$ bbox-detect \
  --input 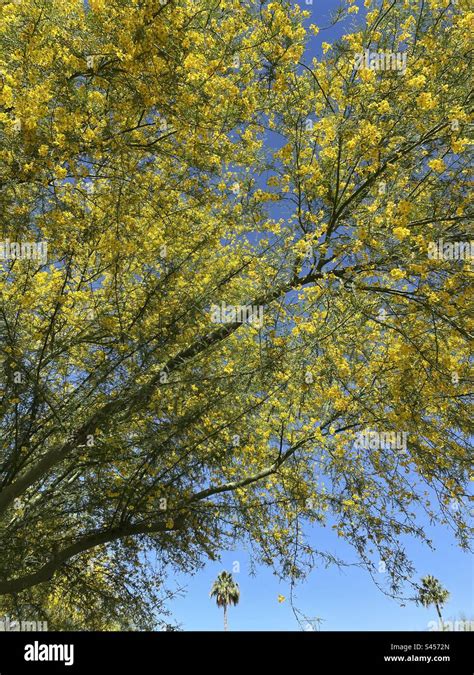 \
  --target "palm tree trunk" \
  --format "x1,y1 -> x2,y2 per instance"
435,603 -> 444,629
223,605 -> 228,632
